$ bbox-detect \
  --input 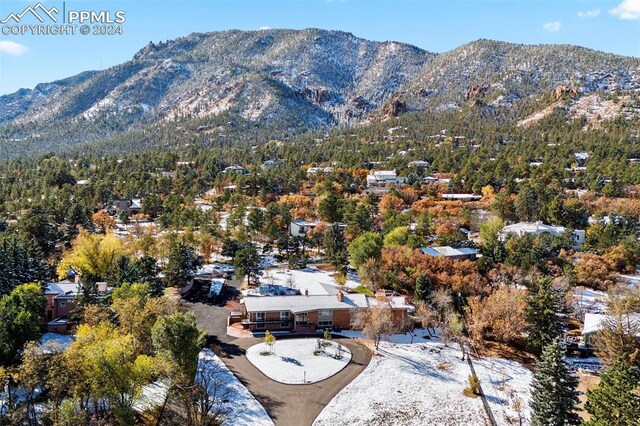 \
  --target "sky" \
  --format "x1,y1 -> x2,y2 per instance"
0,0 -> 639,95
